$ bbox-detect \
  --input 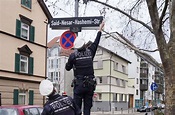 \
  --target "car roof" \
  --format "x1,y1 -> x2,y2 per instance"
0,105 -> 42,109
